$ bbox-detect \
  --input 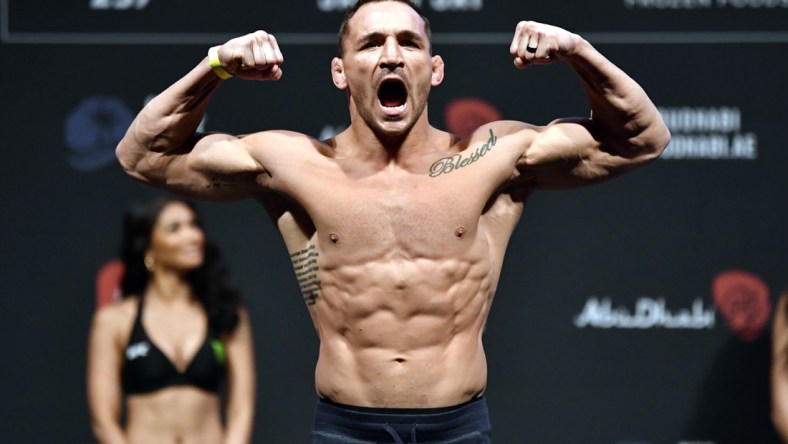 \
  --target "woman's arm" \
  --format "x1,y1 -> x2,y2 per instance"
223,309 -> 257,444
772,292 -> 788,442
87,306 -> 128,444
